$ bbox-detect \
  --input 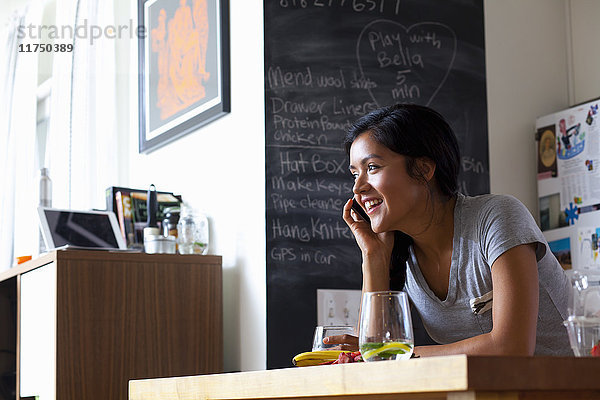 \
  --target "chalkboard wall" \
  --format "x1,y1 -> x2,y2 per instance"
265,0 -> 488,369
